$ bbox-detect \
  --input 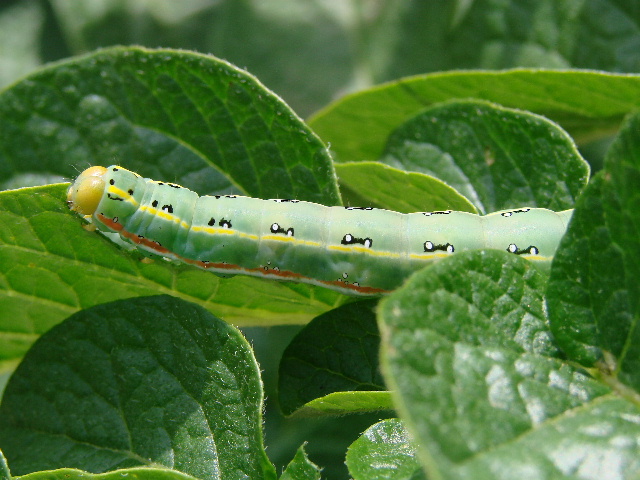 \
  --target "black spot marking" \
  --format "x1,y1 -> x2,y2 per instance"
219,219 -> 232,228
109,179 -> 115,185
128,189 -> 134,195
208,218 -> 216,226
423,241 -> 455,253
107,193 -> 124,201
507,244 -> 539,255
152,200 -> 158,208
345,206 -> 373,211
270,223 -> 295,236
112,167 -> 119,171
273,198 -> 300,203
501,208 -> 531,217
162,204 -> 173,214
168,183 -> 181,189
341,234 -> 373,248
